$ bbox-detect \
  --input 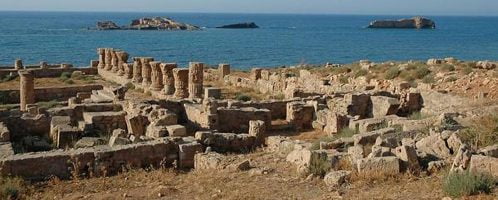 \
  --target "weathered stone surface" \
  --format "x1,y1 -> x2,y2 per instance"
126,114 -> 149,136
447,132 -> 463,153
179,142 -> 203,169
324,170 -> 352,187
251,68 -> 262,80
226,160 -> 252,172
357,157 -> 400,174
367,146 -> 393,158
173,68 -> 189,98
109,129 -> 131,147
249,120 -> 266,146
353,128 -> 396,146
416,134 -> 452,159
188,62 -> 204,99
204,87 -> 222,99
287,102 -> 314,130
368,17 -> 435,29
160,63 -> 177,95
97,48 -> 106,68
450,144 -> 472,173
427,160 -> 446,174
149,61 -> 164,91
195,131 -> 256,152
322,111 -> 350,135
470,155 -> 498,177
476,61 -> 497,70
132,58 -> 142,83
166,125 -> 187,137
194,152 -> 225,170
370,96 -> 400,118
393,145 -> 420,173
265,136 -> 294,153
140,57 -> 154,88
